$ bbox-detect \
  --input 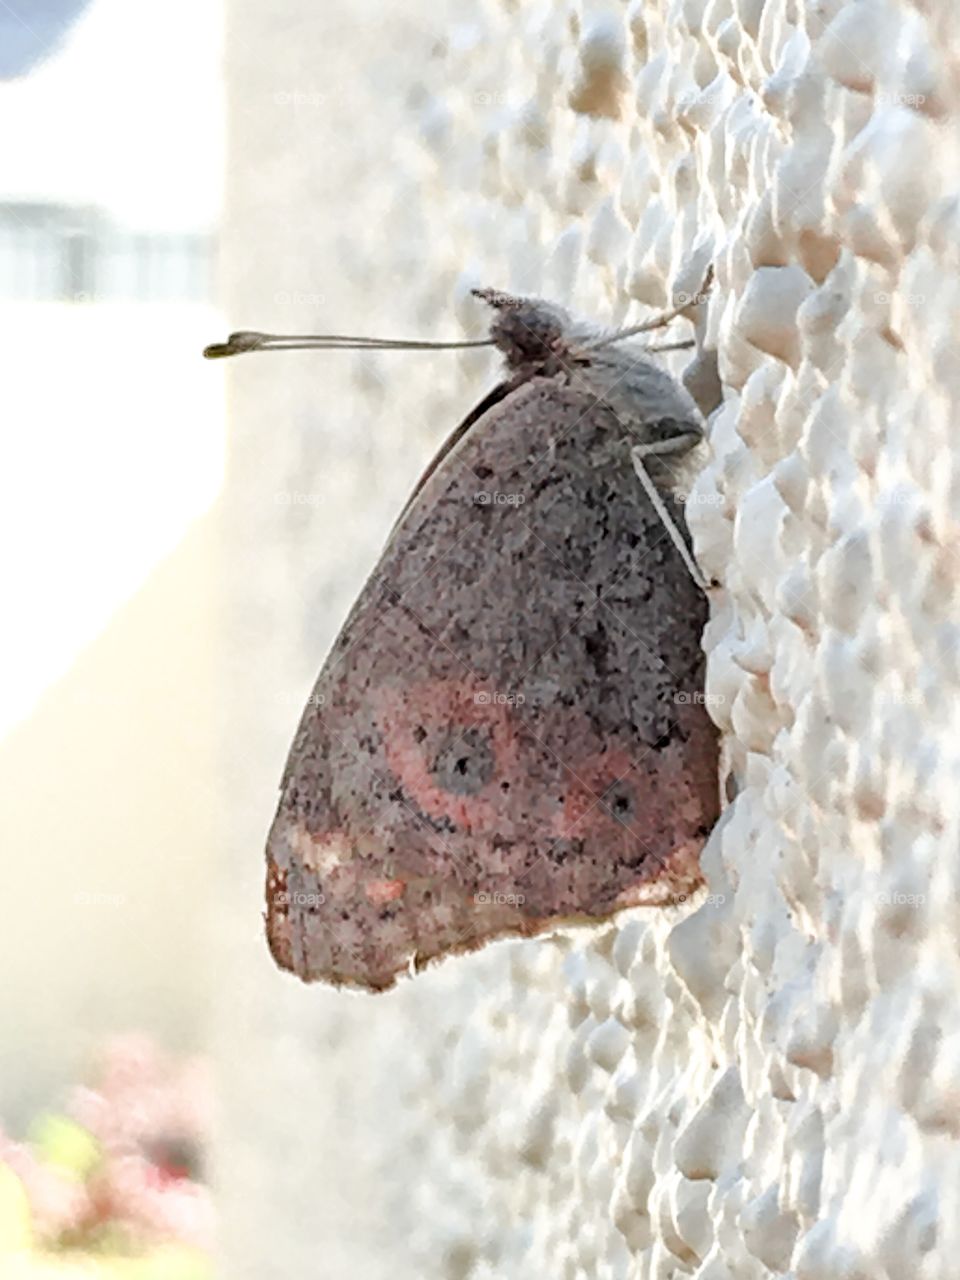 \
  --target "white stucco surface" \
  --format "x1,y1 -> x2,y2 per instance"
217,1 -> 960,1276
